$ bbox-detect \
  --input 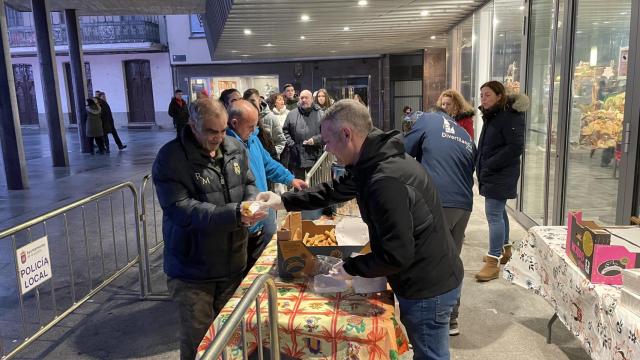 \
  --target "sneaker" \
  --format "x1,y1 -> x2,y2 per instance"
449,322 -> 460,336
